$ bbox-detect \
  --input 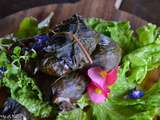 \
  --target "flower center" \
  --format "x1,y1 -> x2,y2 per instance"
95,88 -> 102,94
99,71 -> 108,78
